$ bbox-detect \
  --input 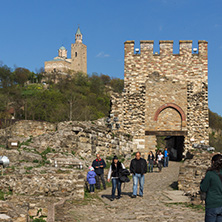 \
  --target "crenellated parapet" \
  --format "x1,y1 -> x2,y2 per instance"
124,40 -> 208,56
